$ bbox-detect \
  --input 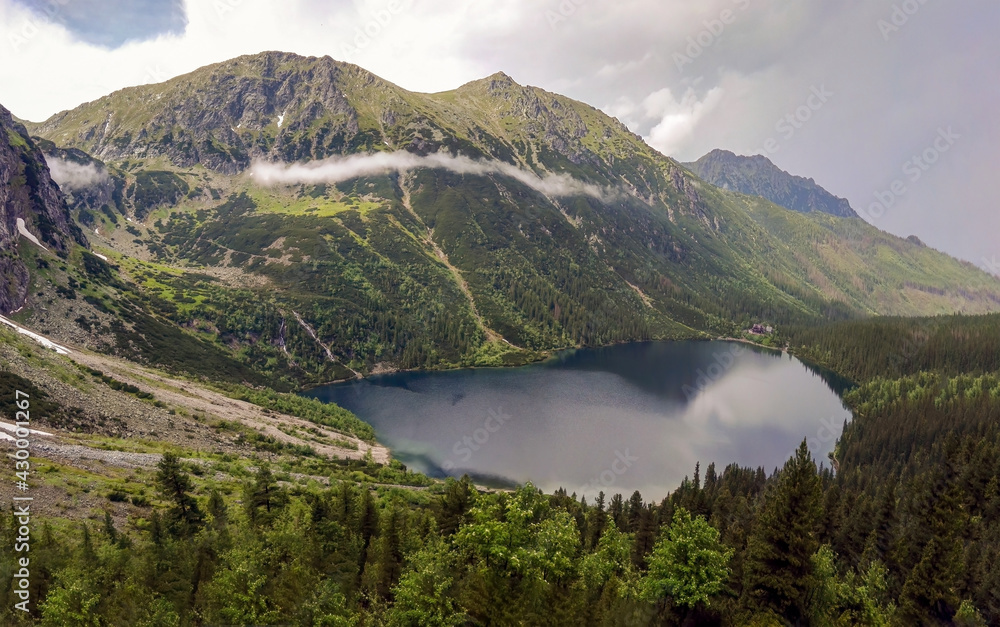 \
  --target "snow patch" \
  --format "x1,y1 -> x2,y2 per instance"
0,315 -> 71,355
94,252 -> 108,261
277,110 -> 286,128
16,218 -> 47,251
0,421 -> 53,438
